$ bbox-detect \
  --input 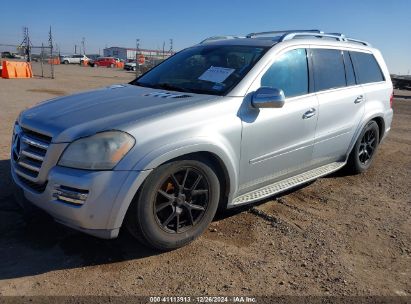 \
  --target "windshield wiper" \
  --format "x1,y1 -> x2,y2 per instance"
153,83 -> 193,93
131,81 -> 153,88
